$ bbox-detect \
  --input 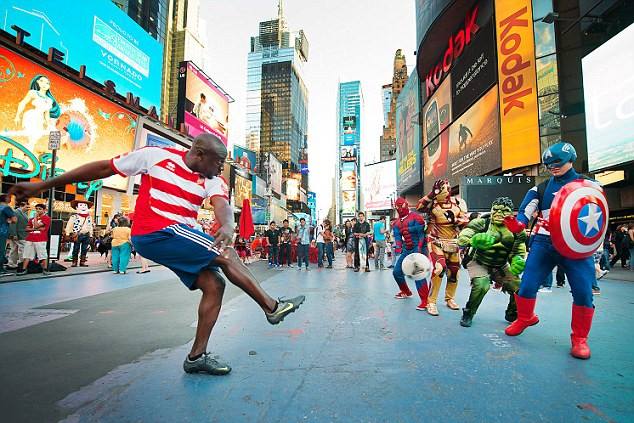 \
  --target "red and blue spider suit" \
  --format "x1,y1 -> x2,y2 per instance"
392,198 -> 430,311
